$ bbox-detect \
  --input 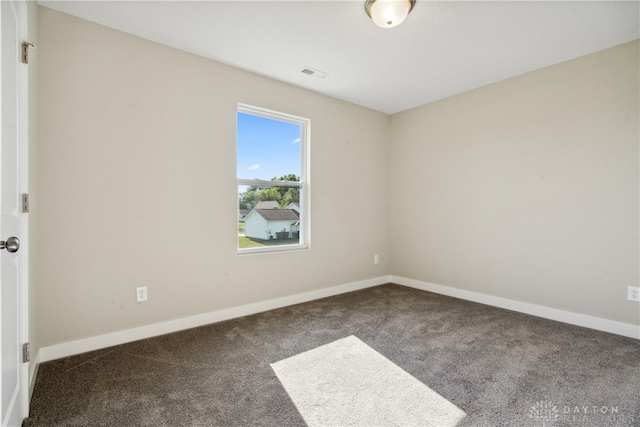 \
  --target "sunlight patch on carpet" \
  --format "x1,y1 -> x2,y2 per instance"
271,335 -> 466,427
